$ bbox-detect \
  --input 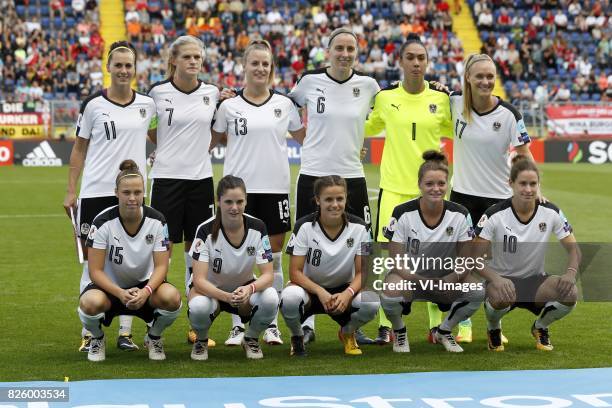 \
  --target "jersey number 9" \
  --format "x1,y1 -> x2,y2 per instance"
212,258 -> 223,273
